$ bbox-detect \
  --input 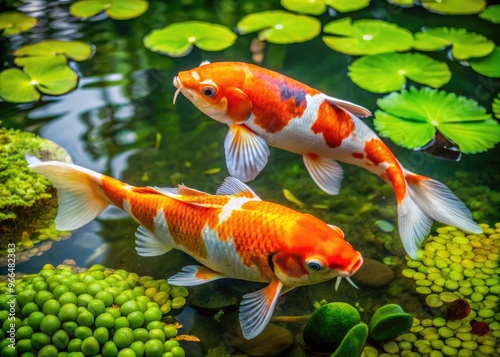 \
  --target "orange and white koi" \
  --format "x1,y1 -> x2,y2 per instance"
173,61 -> 482,259
27,155 -> 363,340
